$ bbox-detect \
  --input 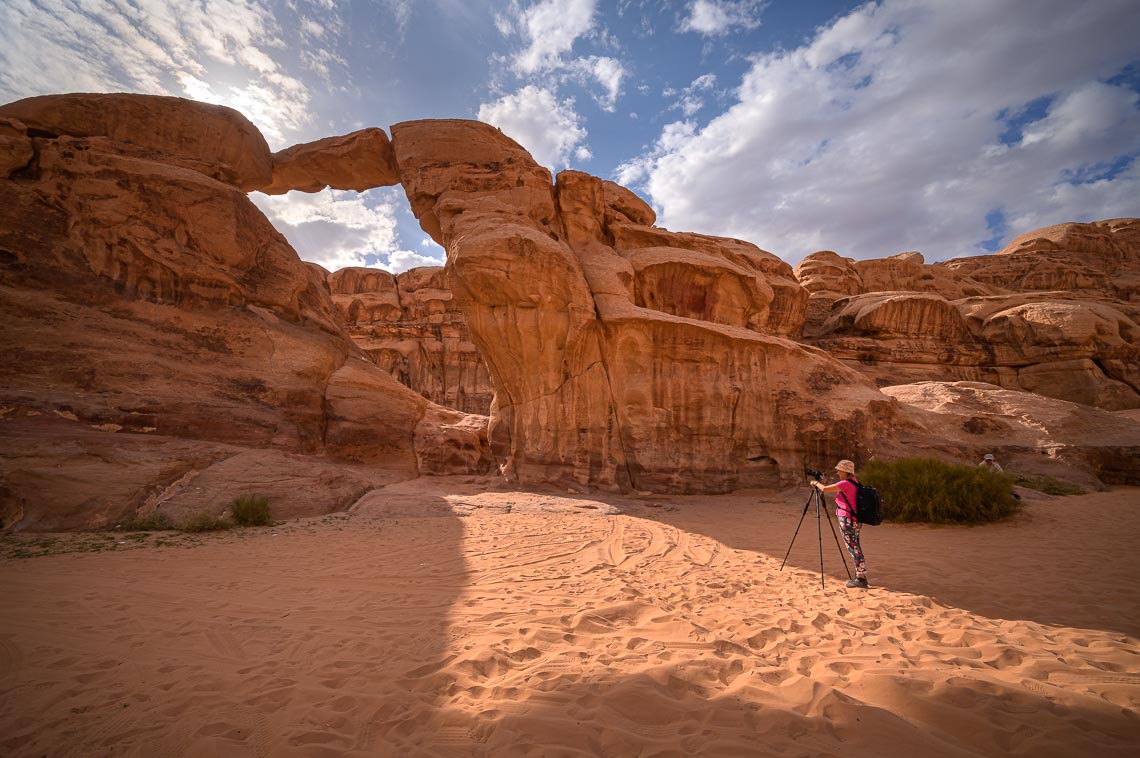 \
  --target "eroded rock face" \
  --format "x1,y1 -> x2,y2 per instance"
0,99 -> 491,531
946,219 -> 1140,305
794,228 -> 1140,410
0,93 -> 273,190
0,117 -> 34,177
3,94 -> 1135,519
390,120 -> 901,492
327,266 -> 494,415
884,381 -> 1140,486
